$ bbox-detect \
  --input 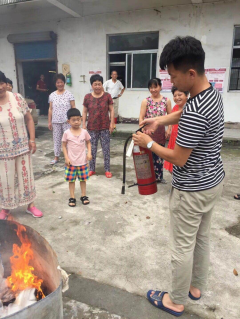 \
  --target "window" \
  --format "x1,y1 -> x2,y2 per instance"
229,26 -> 240,90
108,32 -> 158,89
